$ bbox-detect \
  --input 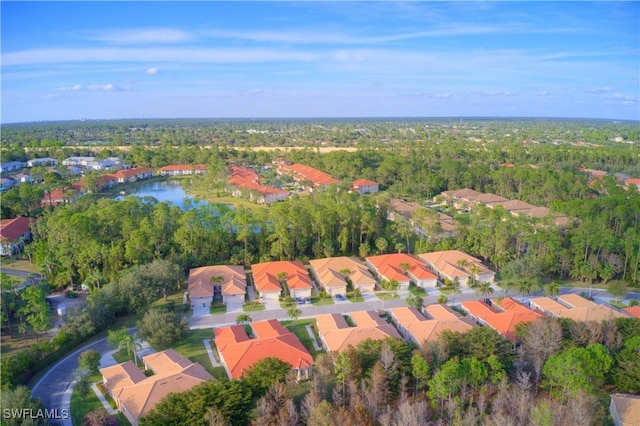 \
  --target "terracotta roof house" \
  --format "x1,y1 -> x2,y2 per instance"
352,179 -> 379,195
309,256 -> 377,296
610,393 -> 640,426
387,198 -> 422,221
187,265 -> 247,309
625,178 -> 640,191
214,319 -> 313,380
157,164 -> 206,176
366,253 -> 437,291
419,250 -> 495,285
111,168 -> 154,184
278,163 -> 341,189
388,305 -> 475,347
227,165 -> 289,204
623,306 -> 640,319
460,298 -> 543,342
0,217 -> 32,256
100,349 -> 213,426
316,310 -> 402,353
251,260 -> 313,300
